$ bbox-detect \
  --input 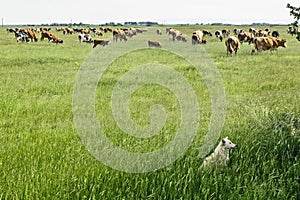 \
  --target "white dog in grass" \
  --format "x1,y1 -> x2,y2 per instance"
202,137 -> 237,167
